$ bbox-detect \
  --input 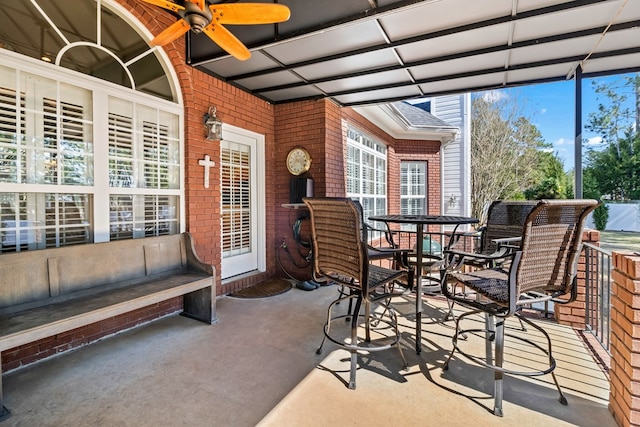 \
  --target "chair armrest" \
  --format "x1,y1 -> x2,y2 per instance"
367,246 -> 410,255
366,245 -> 413,266
491,236 -> 522,252
444,247 -> 516,270
445,229 -> 481,251
493,236 -> 521,244
458,230 -> 482,237
493,236 -> 521,246
365,223 -> 401,248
